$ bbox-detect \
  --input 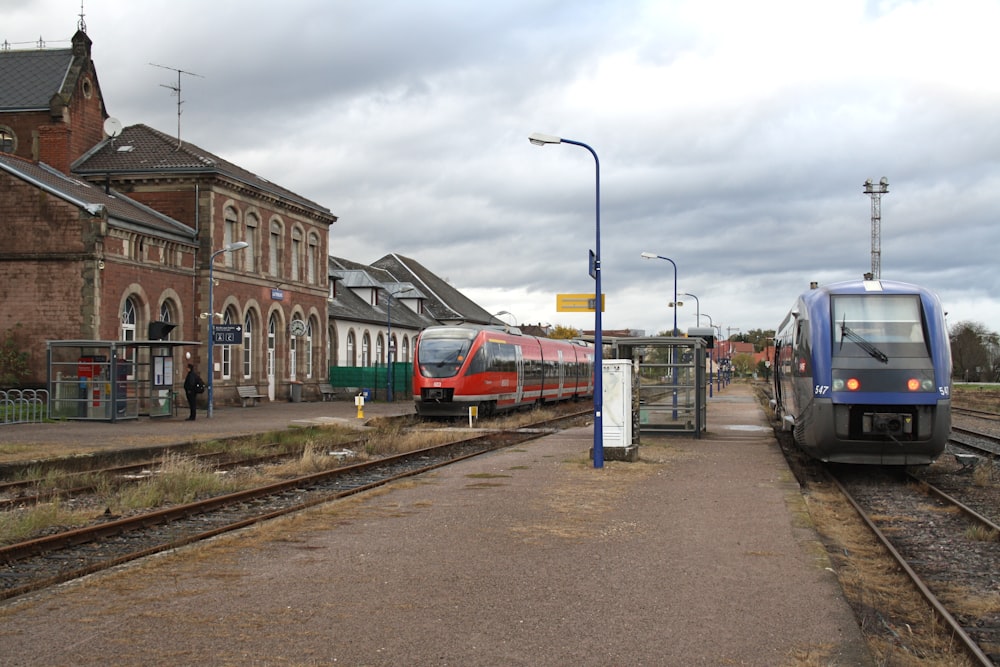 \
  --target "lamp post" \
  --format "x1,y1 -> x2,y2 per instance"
640,252 -> 680,417
529,132 -> 604,469
384,284 -> 416,403
494,310 -> 518,331
700,313 -> 717,397
640,253 -> 678,335
207,241 -> 249,418
386,287 -> 394,403
680,292 -> 699,328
